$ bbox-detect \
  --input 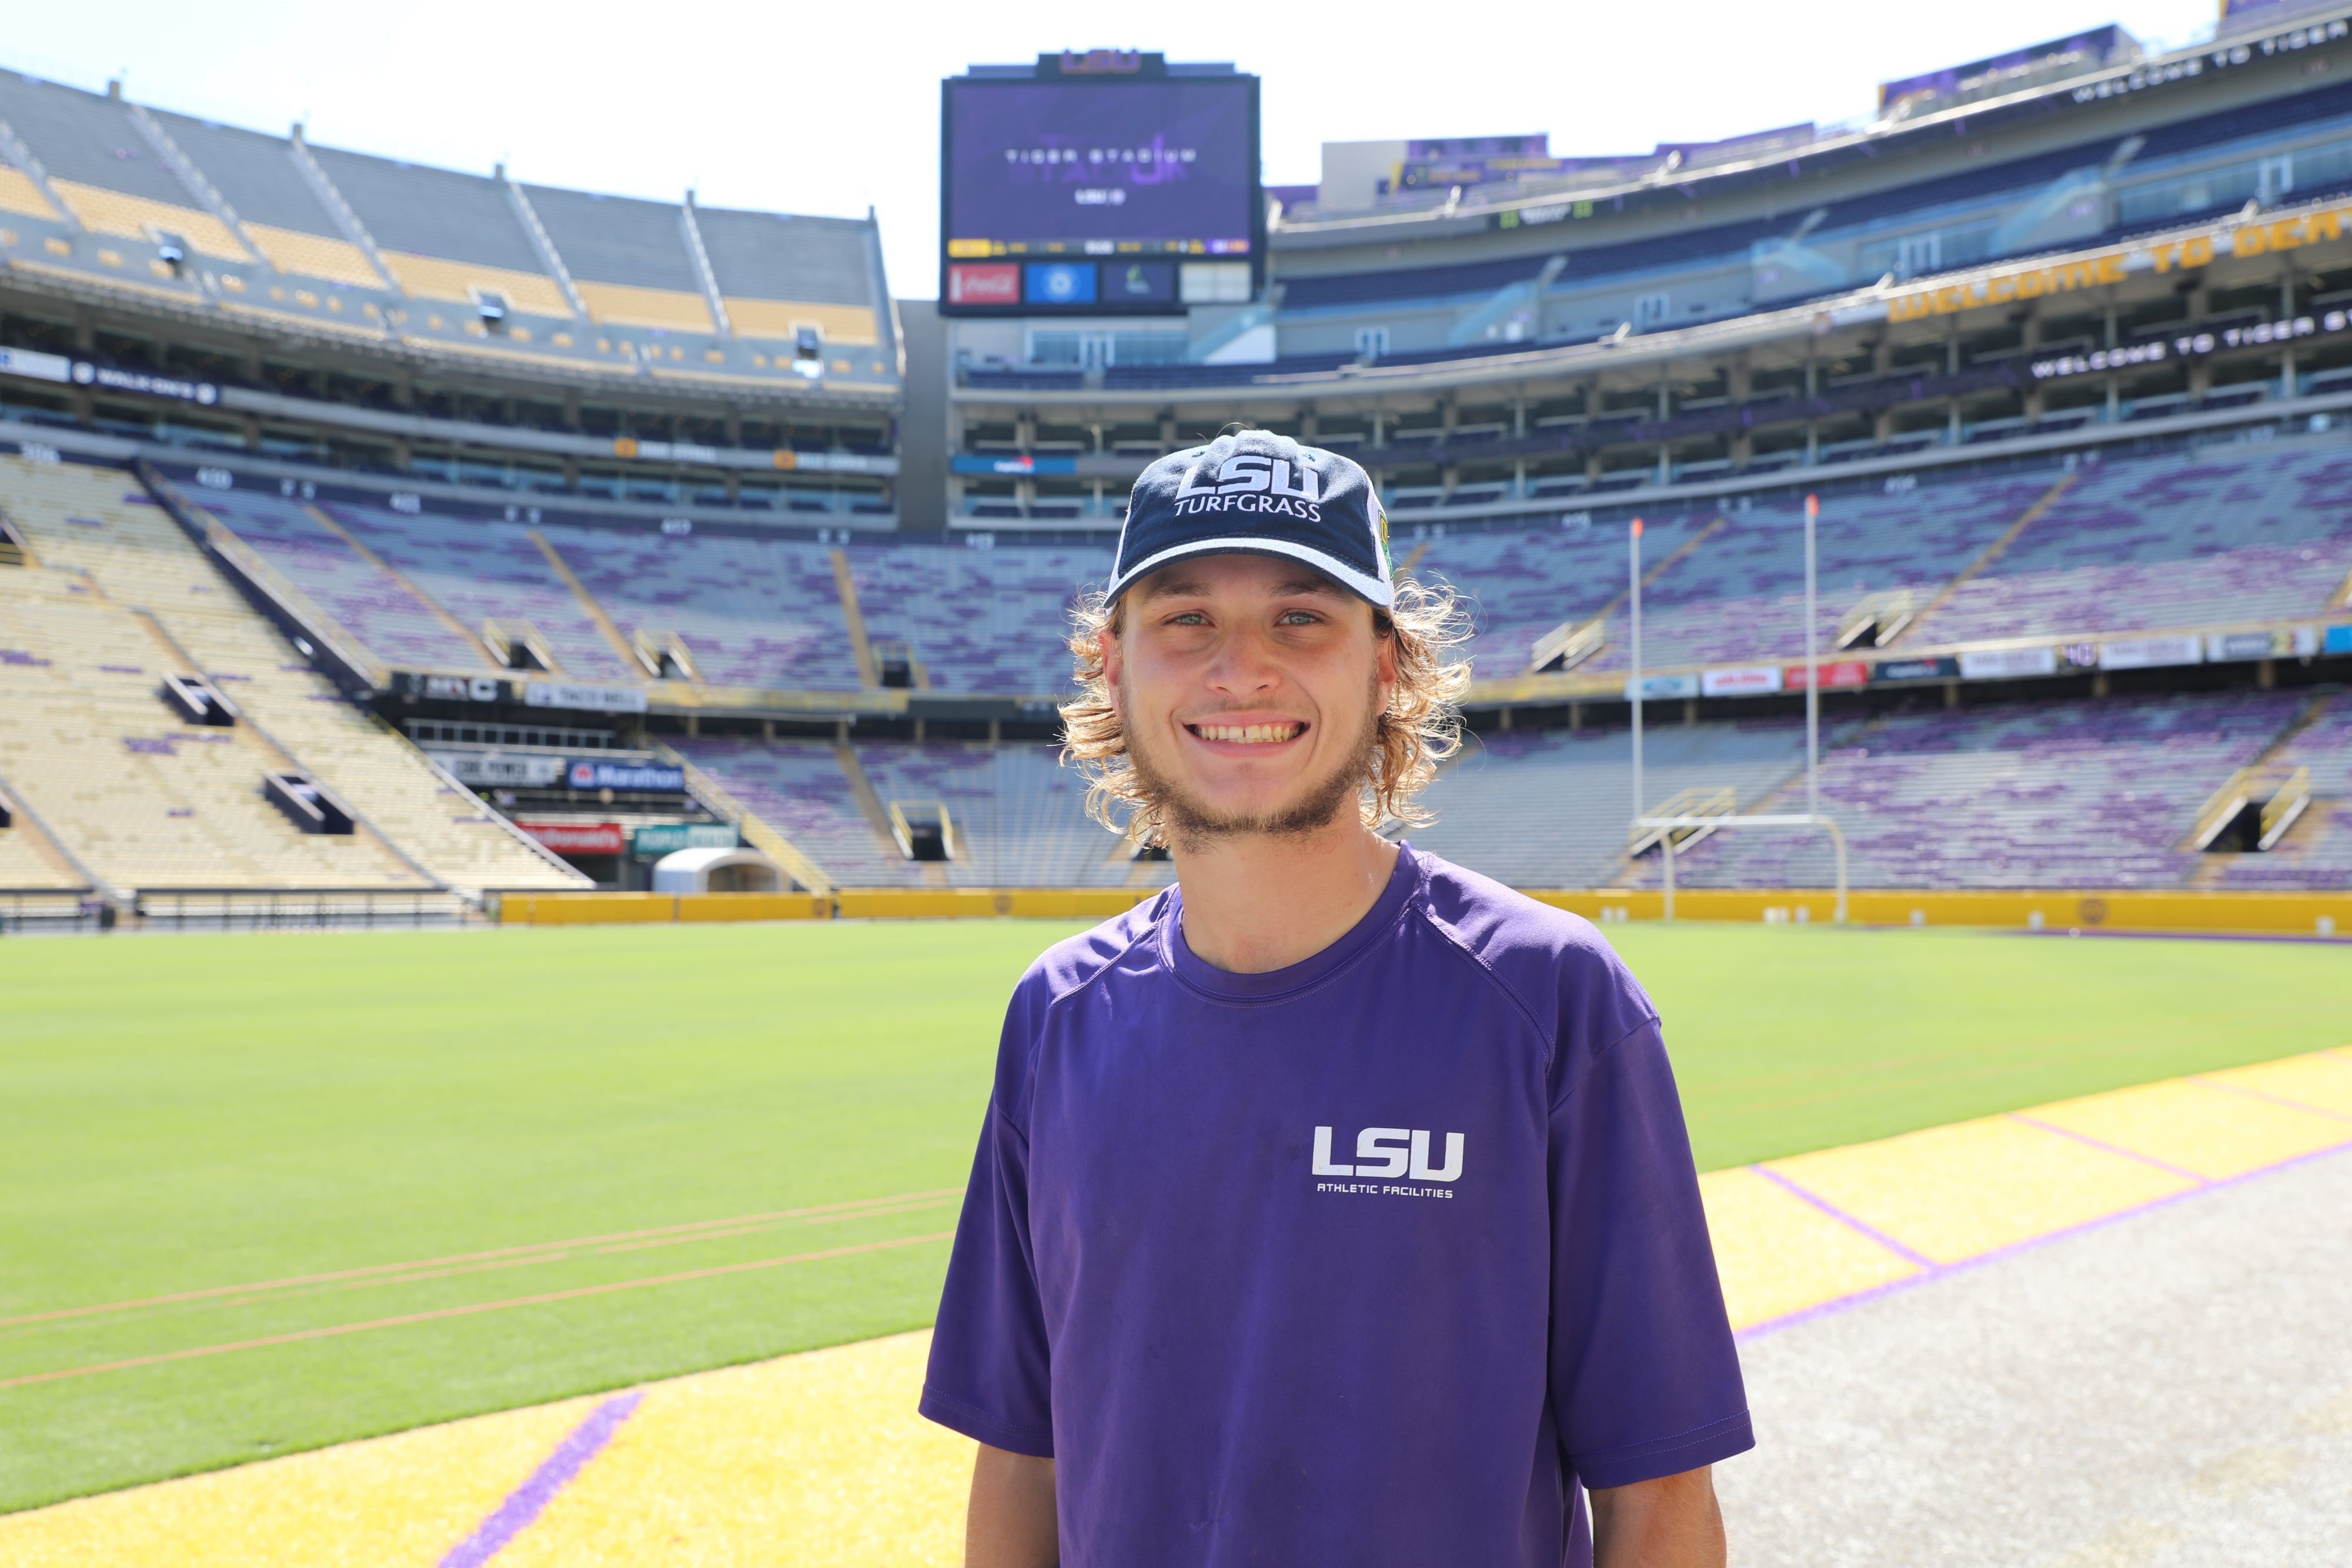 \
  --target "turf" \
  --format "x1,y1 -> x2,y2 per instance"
2,920 -> 2344,1512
